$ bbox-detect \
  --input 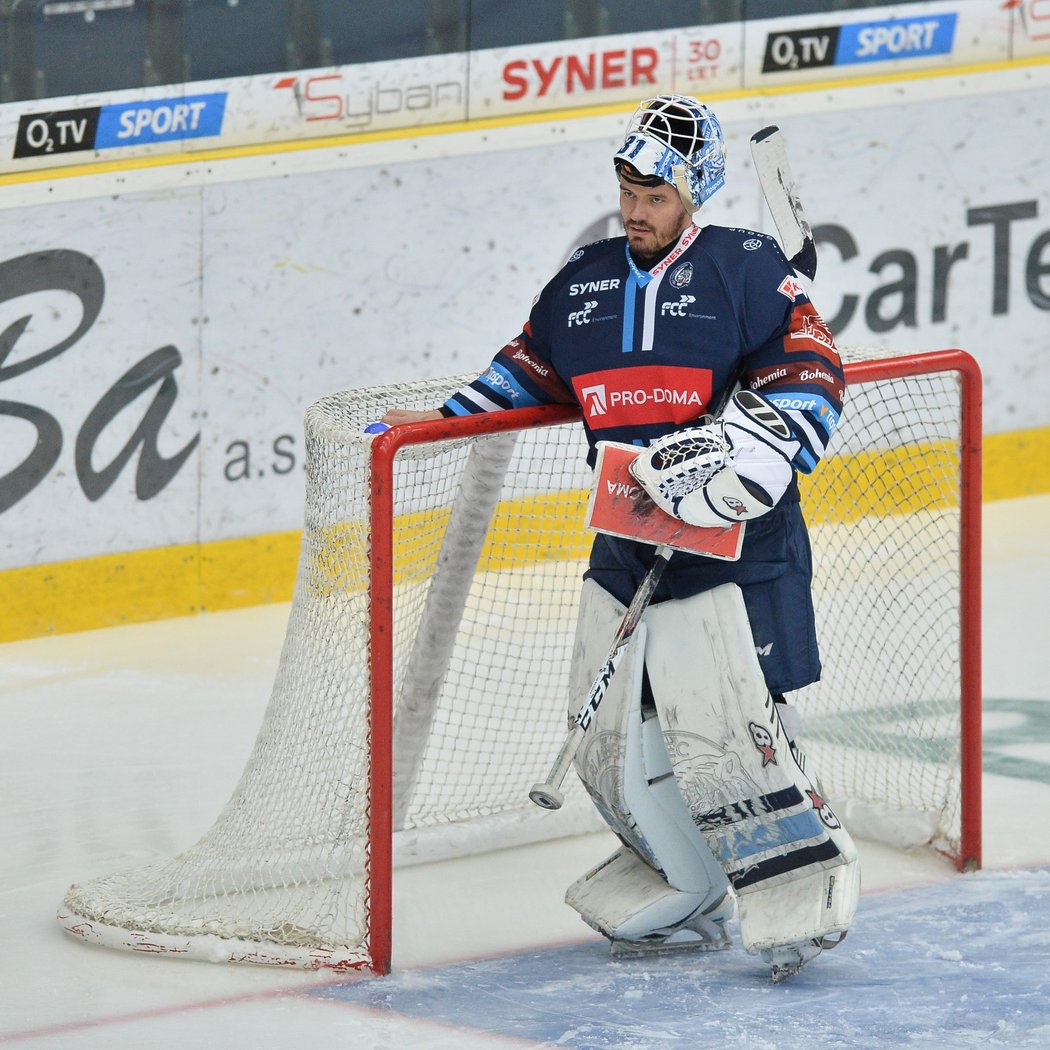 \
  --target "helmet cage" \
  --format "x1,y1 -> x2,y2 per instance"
613,95 -> 727,210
